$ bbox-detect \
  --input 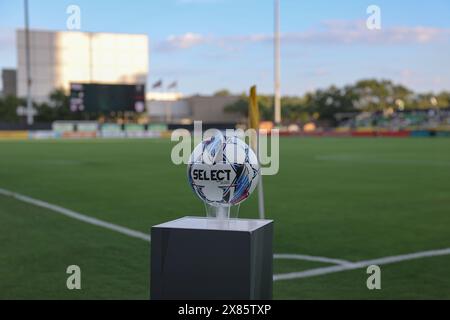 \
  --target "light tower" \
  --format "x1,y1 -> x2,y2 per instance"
24,0 -> 33,125
274,0 -> 281,125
